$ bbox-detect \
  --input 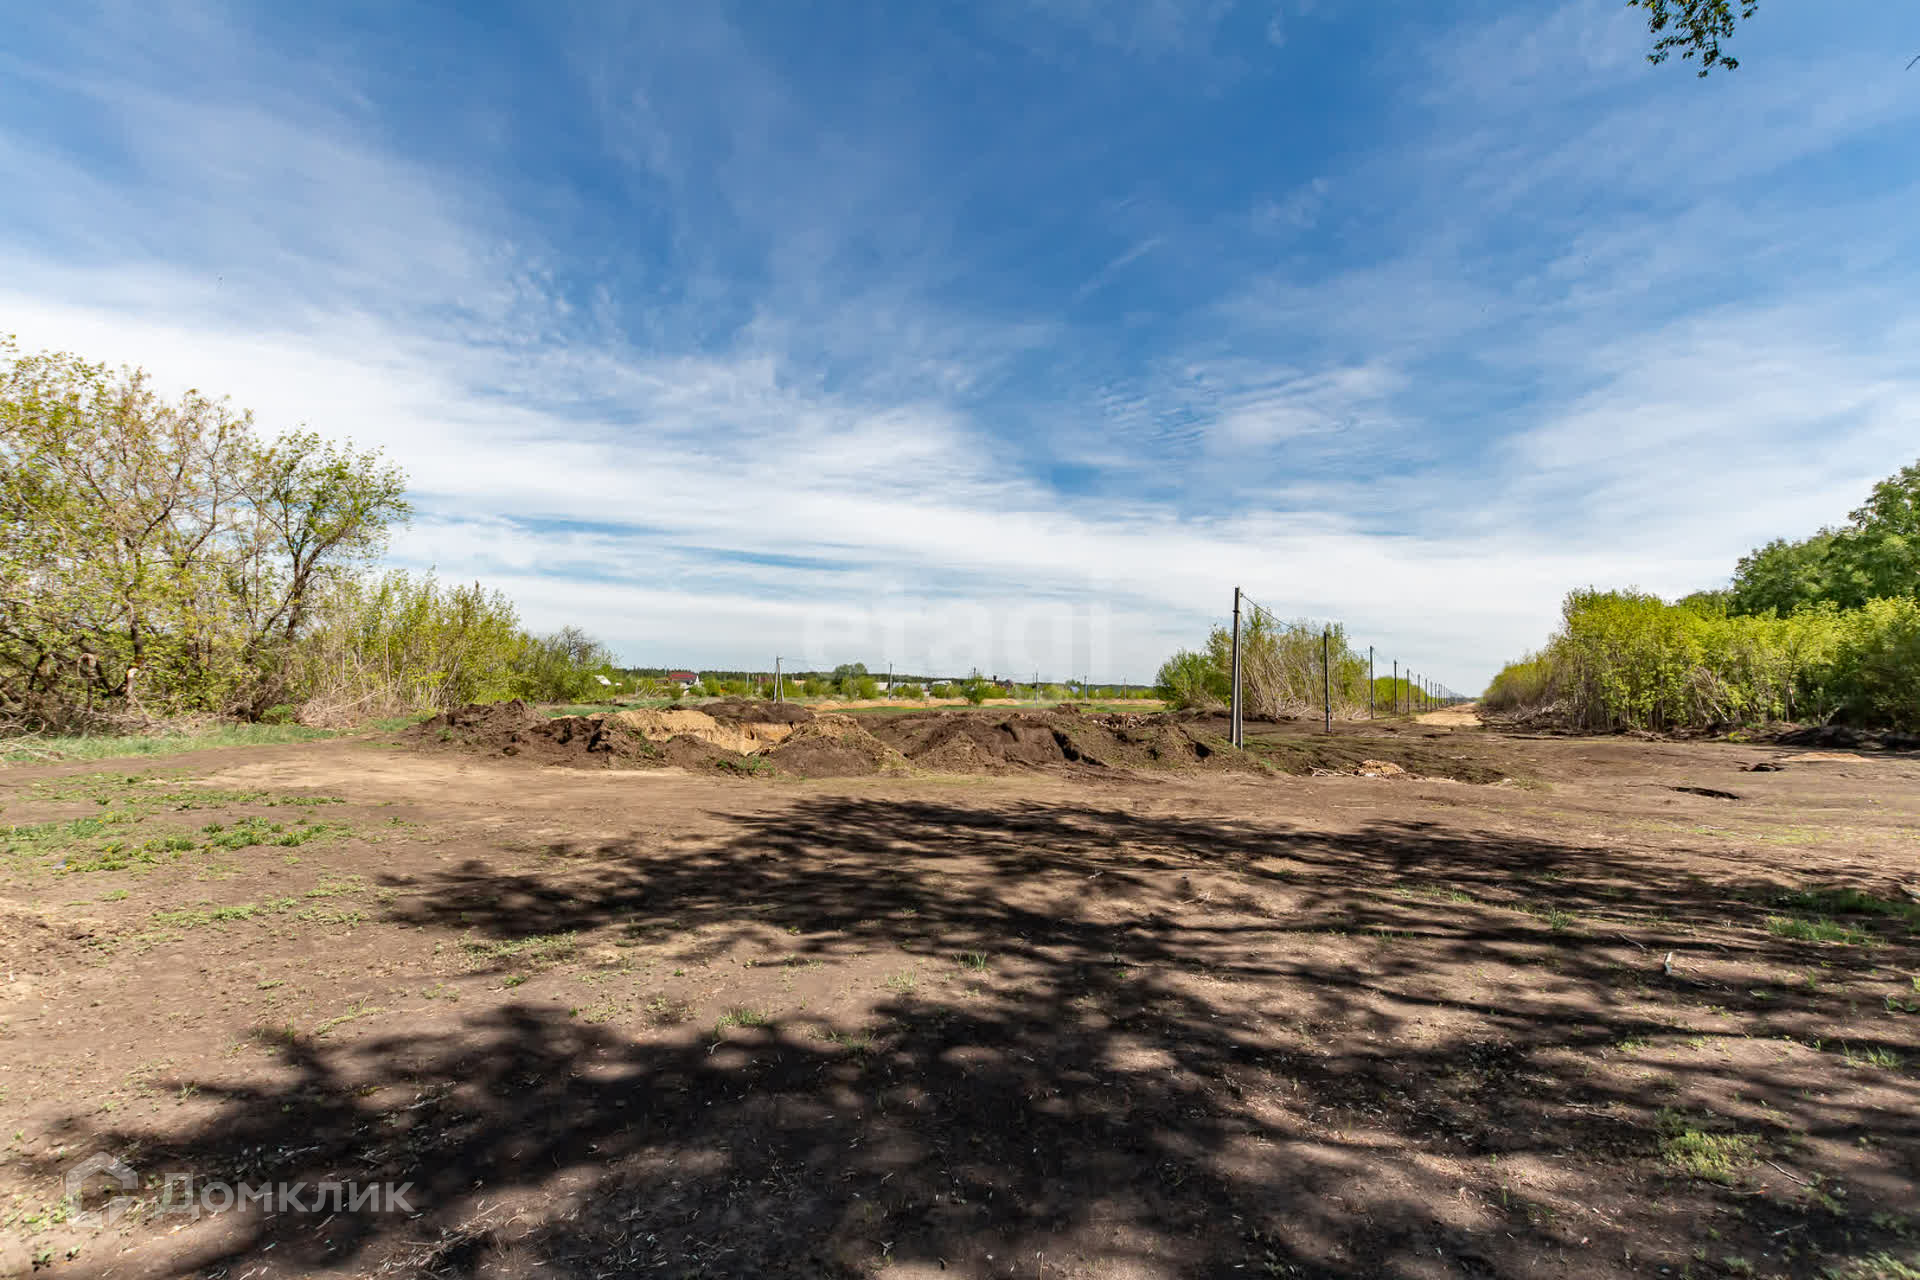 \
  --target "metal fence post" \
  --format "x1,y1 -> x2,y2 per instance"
1322,626 -> 1331,734
1368,645 -> 1374,719
1229,587 -> 1243,749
